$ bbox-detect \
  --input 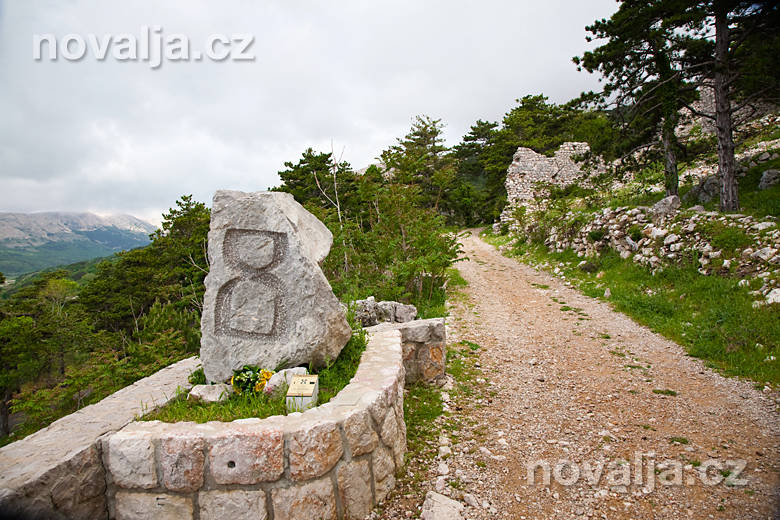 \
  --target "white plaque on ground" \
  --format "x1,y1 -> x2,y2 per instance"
286,375 -> 319,412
